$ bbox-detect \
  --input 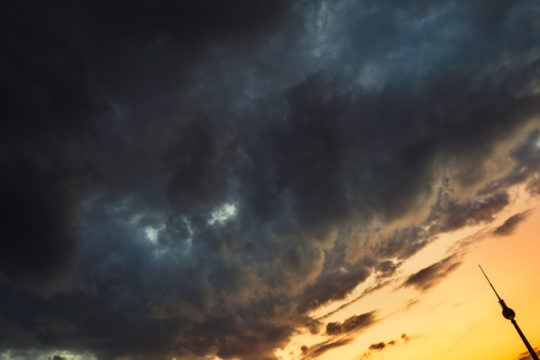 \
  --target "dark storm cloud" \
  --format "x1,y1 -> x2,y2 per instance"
493,210 -> 533,236
375,261 -> 399,277
298,260 -> 372,312
527,176 -> 540,195
401,256 -> 462,292
0,0 -> 290,292
0,9 -> 93,293
1,0 -> 540,359
370,226 -> 429,260
479,130 -> 540,197
427,190 -> 511,234
363,187 -> 513,265
326,311 -> 376,335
